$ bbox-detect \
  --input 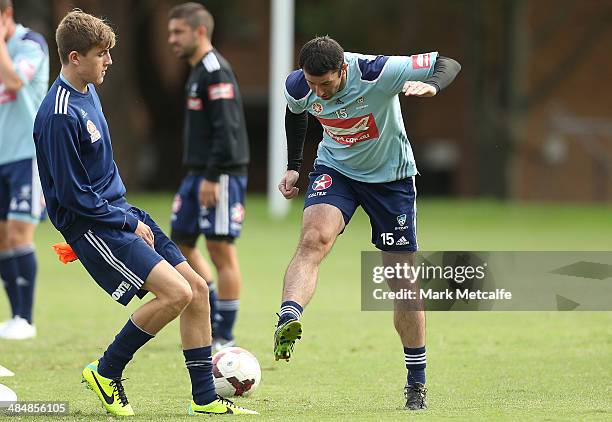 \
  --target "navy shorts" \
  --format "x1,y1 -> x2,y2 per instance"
0,158 -> 45,223
70,206 -> 186,306
304,165 -> 417,252
170,174 -> 246,246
